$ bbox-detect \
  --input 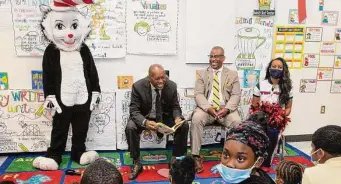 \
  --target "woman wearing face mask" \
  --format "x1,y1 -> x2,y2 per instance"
252,57 -> 293,117
302,125 -> 341,184
212,112 -> 275,184
251,57 -> 293,168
